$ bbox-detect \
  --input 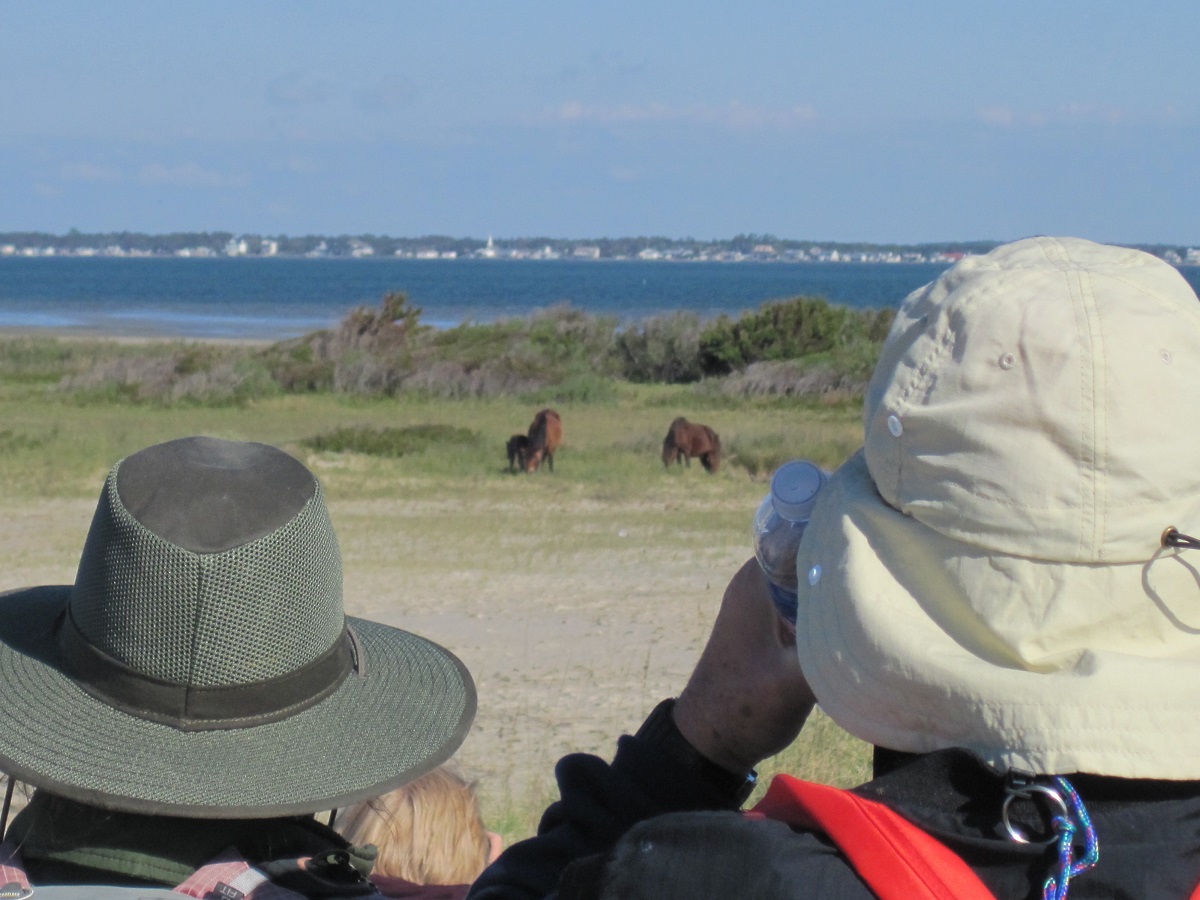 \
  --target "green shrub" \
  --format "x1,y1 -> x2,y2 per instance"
517,304 -> 622,378
698,297 -> 894,376
338,291 -> 427,351
612,312 -> 704,383
431,321 -> 528,370
12,292 -> 895,406
260,340 -> 335,392
55,343 -> 274,407
173,346 -> 219,377
300,424 -> 483,457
